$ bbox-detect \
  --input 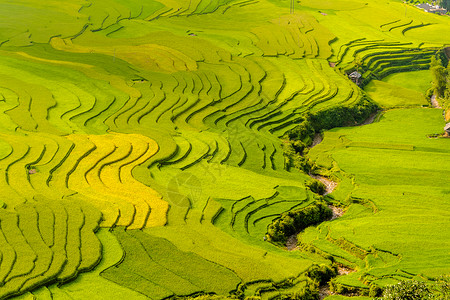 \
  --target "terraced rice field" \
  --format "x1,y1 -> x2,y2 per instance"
0,0 -> 448,299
